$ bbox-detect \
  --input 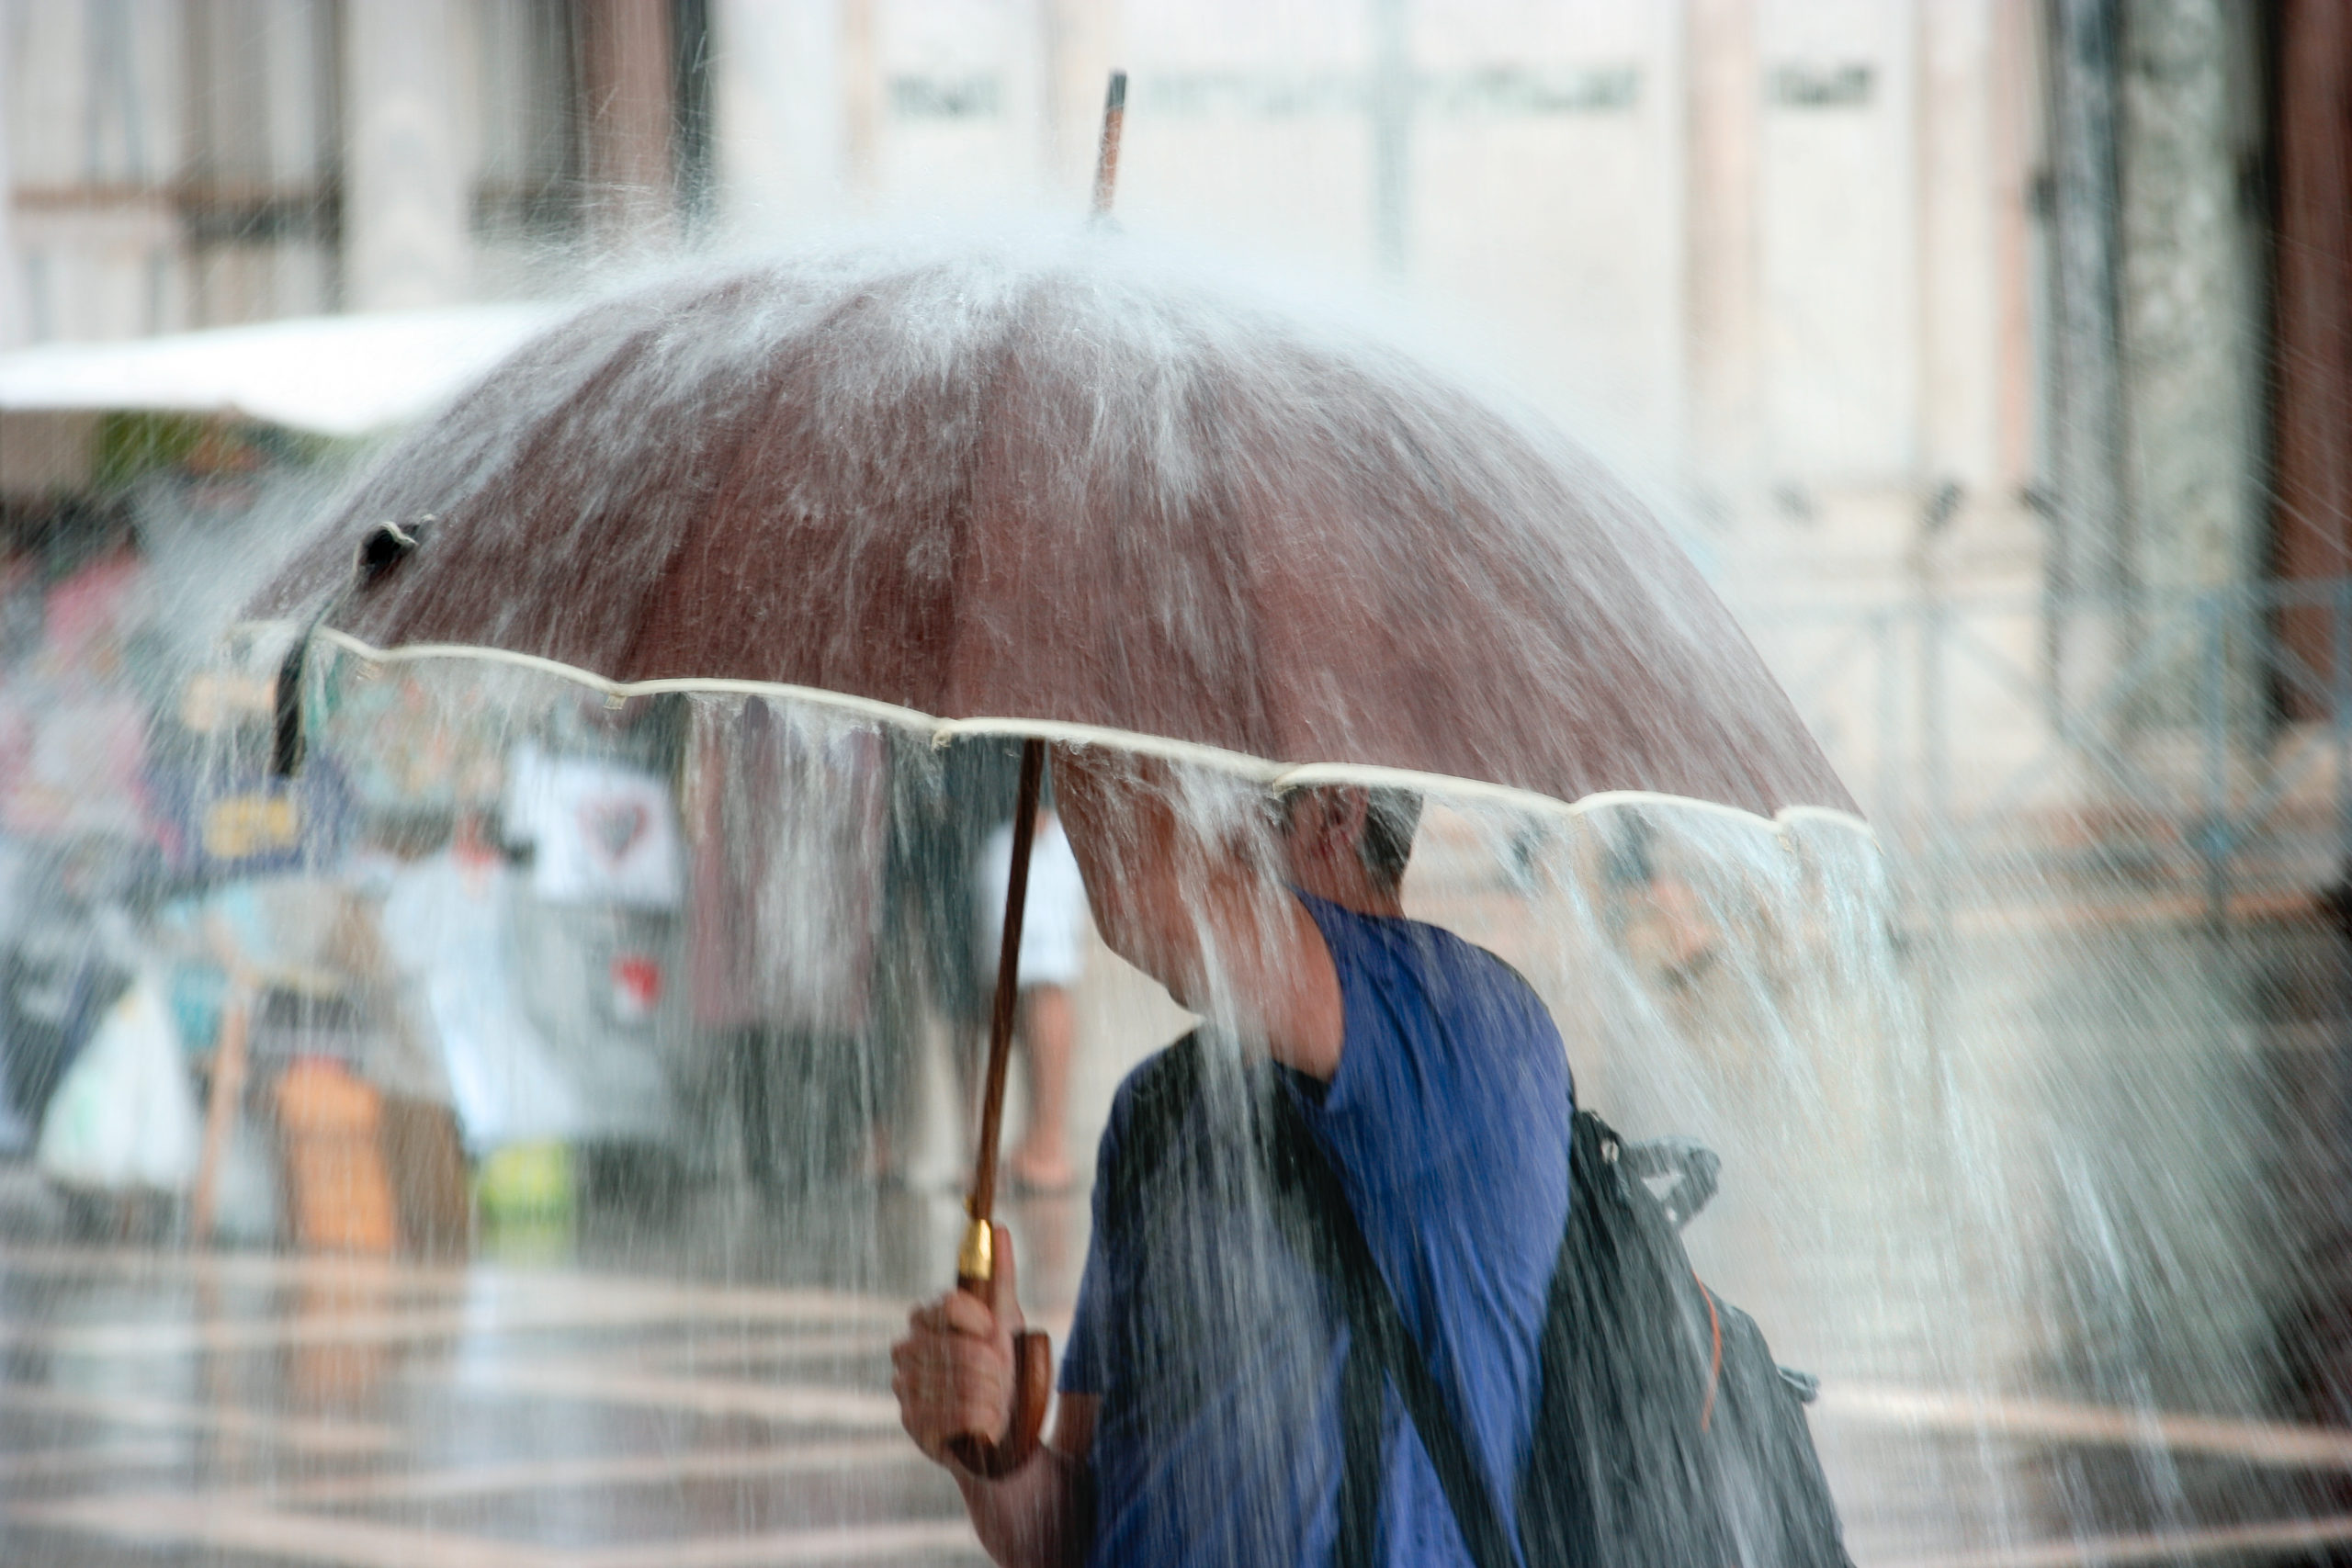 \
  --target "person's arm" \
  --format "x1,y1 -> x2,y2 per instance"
1052,750 -> 1343,1079
891,1225 -> 1095,1566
